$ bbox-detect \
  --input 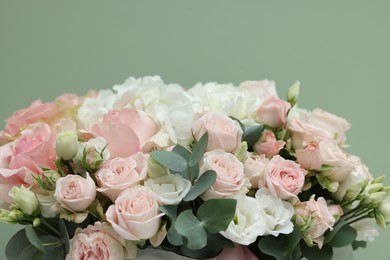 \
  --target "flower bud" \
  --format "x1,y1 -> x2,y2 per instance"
367,183 -> 384,194
287,81 -> 300,107
82,147 -> 104,172
372,175 -> 385,184
56,130 -> 79,160
379,196 -> 390,222
362,192 -> 386,208
147,157 -> 169,179
33,218 -> 41,227
234,141 -> 248,163
374,210 -> 387,230
342,179 -> 368,202
9,186 -> 39,215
